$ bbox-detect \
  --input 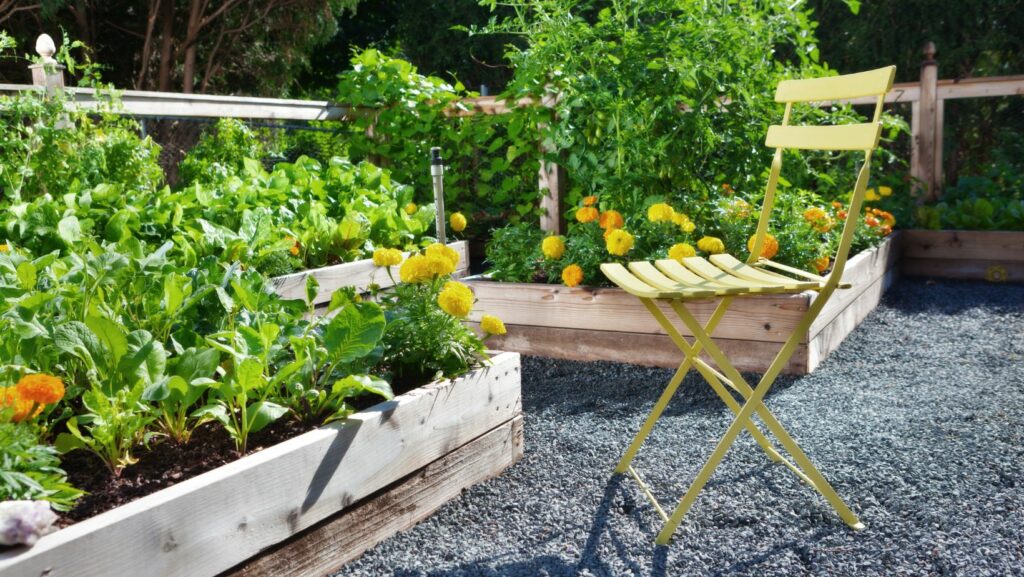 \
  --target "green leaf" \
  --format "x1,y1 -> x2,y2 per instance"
245,401 -> 288,434
235,357 -> 266,393
119,330 -> 167,386
16,261 -> 36,290
53,321 -> 101,369
305,275 -> 319,306
172,347 -> 221,382
57,215 -> 82,244
85,315 -> 129,367
331,374 -> 393,401
323,302 -> 385,363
